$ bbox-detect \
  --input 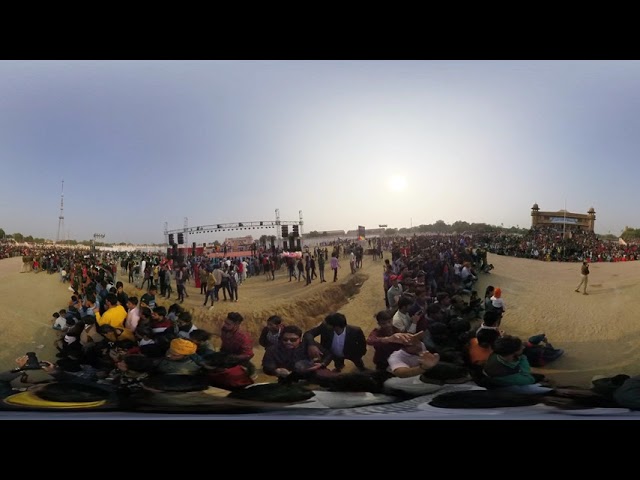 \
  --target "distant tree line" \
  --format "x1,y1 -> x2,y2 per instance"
621,227 -> 640,242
